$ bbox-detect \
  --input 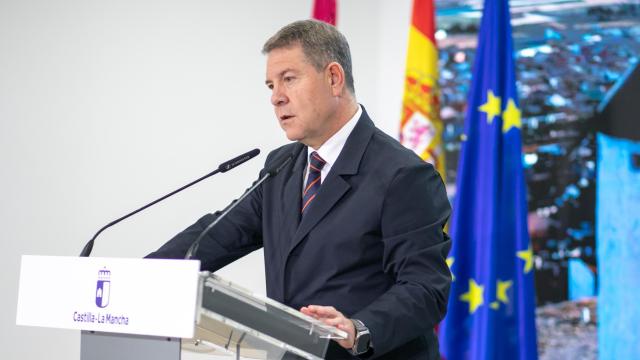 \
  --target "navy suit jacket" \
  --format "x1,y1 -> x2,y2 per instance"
148,109 -> 452,359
